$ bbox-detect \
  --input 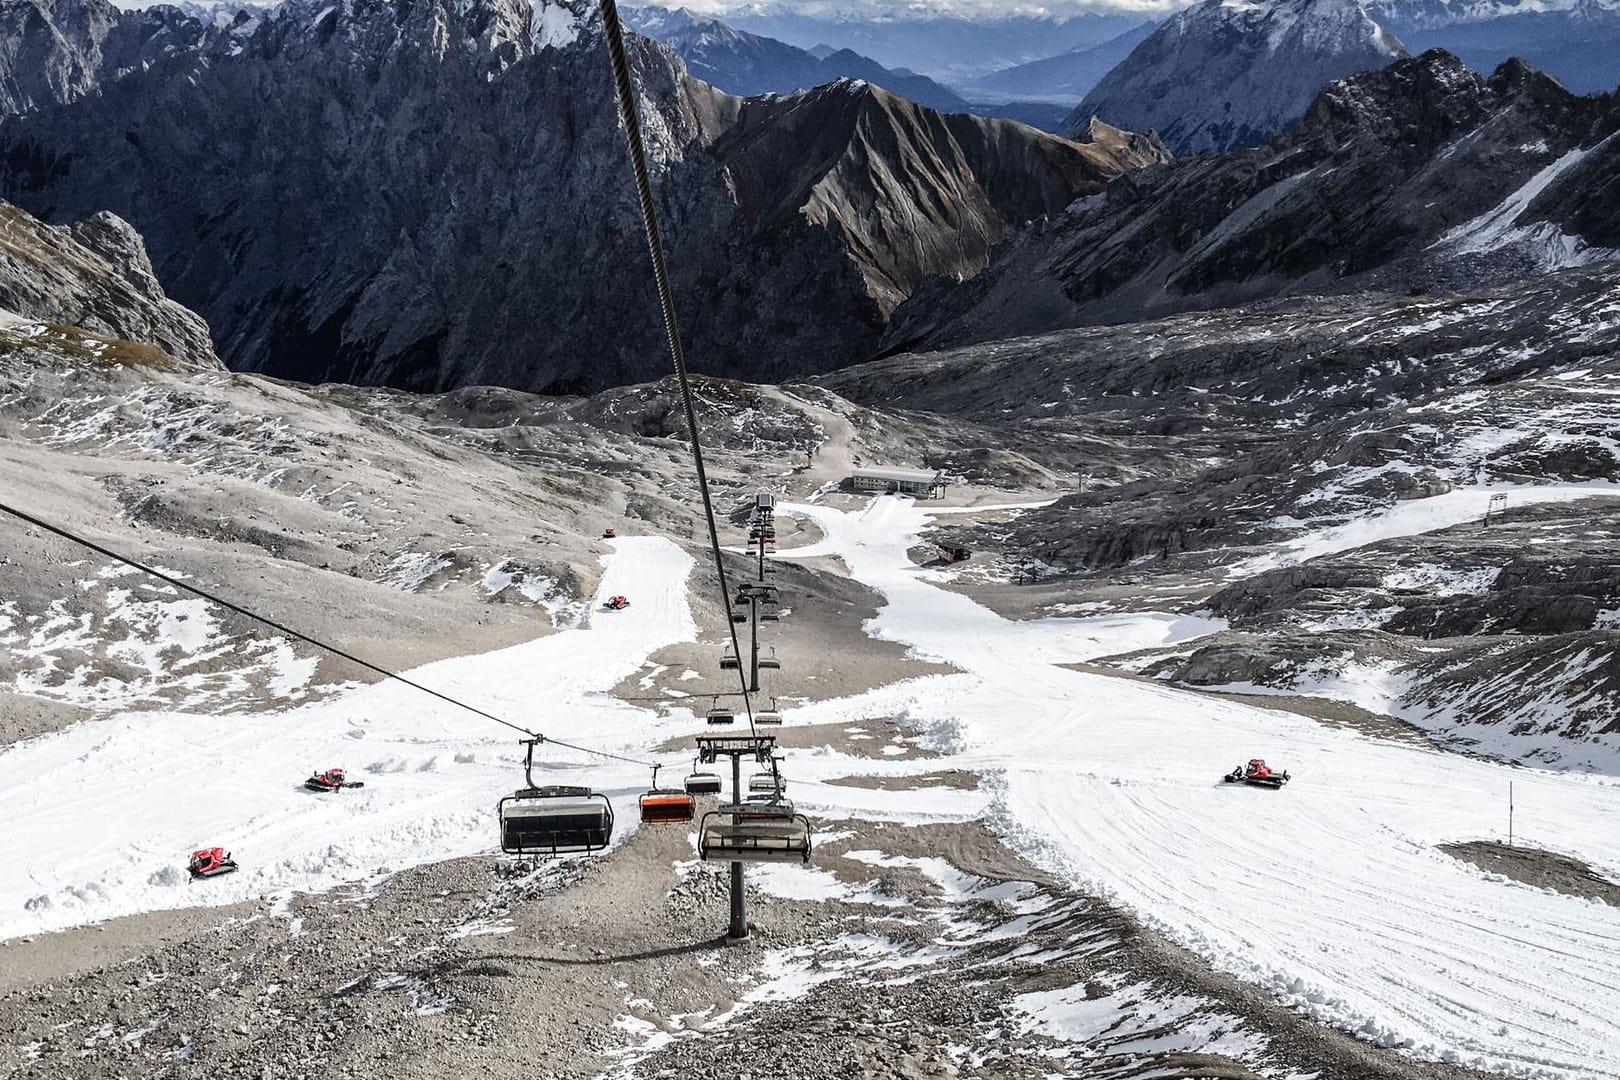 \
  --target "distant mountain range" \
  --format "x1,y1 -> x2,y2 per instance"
957,22 -> 1159,104
0,0 -> 1165,393
1370,0 -> 1620,92
622,6 -> 971,112
891,50 -> 1620,352
721,7 -> 1149,81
